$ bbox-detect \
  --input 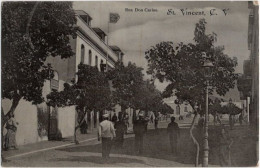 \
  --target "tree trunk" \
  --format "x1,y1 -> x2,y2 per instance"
190,113 -> 200,167
3,96 -> 21,126
74,110 -> 87,144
